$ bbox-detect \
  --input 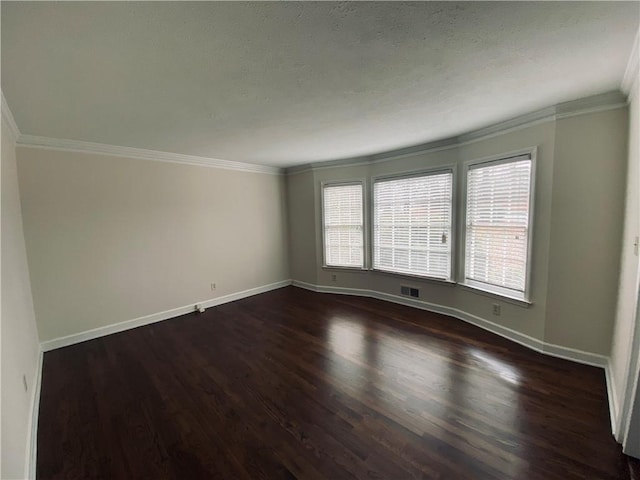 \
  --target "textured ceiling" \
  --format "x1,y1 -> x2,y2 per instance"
2,2 -> 638,167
